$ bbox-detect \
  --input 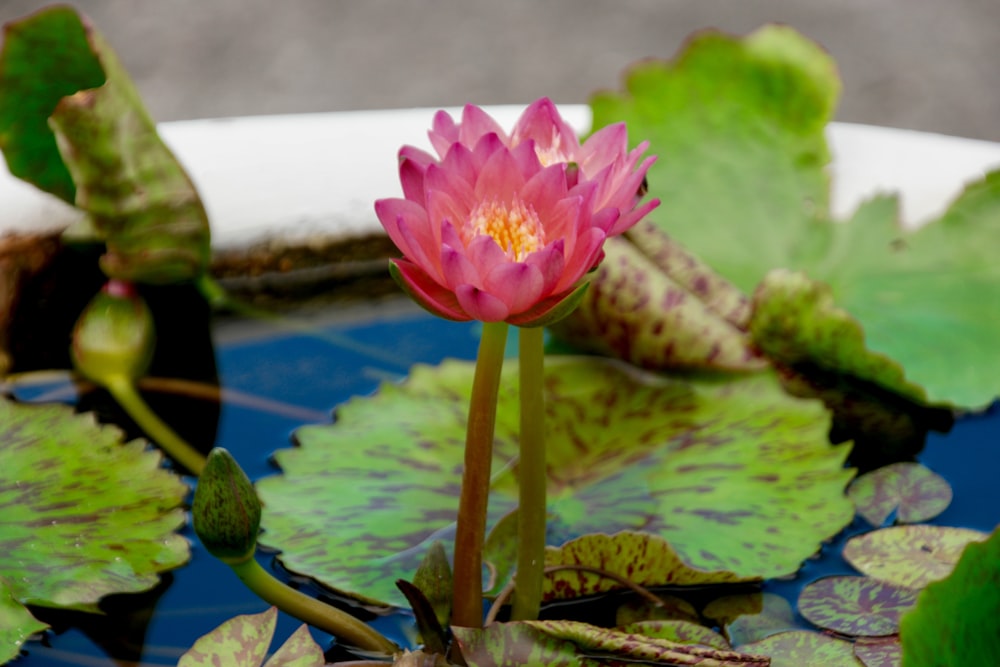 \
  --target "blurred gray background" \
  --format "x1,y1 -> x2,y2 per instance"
2,0 -> 998,141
